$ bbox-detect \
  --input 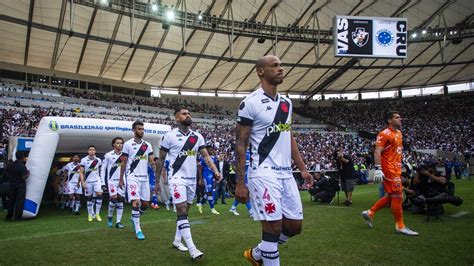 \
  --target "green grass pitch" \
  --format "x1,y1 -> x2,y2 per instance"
0,180 -> 472,265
